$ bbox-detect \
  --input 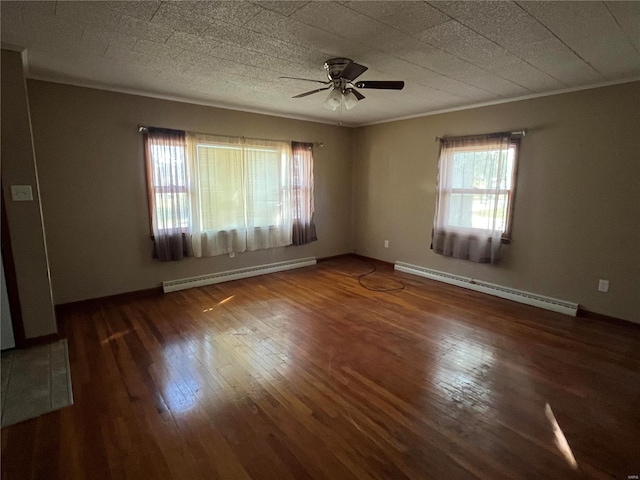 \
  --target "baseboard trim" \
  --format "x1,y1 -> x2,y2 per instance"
317,253 -> 353,263
577,308 -> 640,330
394,261 -> 578,316
352,254 -> 395,269
55,287 -> 163,315
163,257 -> 317,293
